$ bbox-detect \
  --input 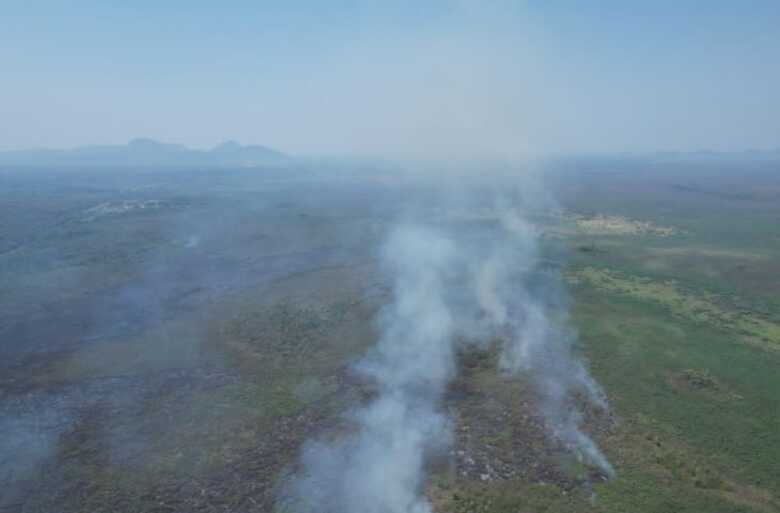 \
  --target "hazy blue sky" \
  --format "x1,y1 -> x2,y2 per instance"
3,1 -> 779,158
